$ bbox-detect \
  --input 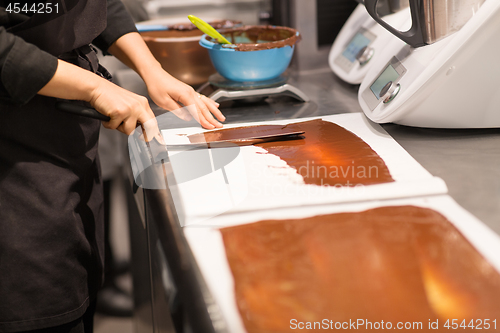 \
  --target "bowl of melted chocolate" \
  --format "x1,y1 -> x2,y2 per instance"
199,25 -> 301,82
139,19 -> 241,86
